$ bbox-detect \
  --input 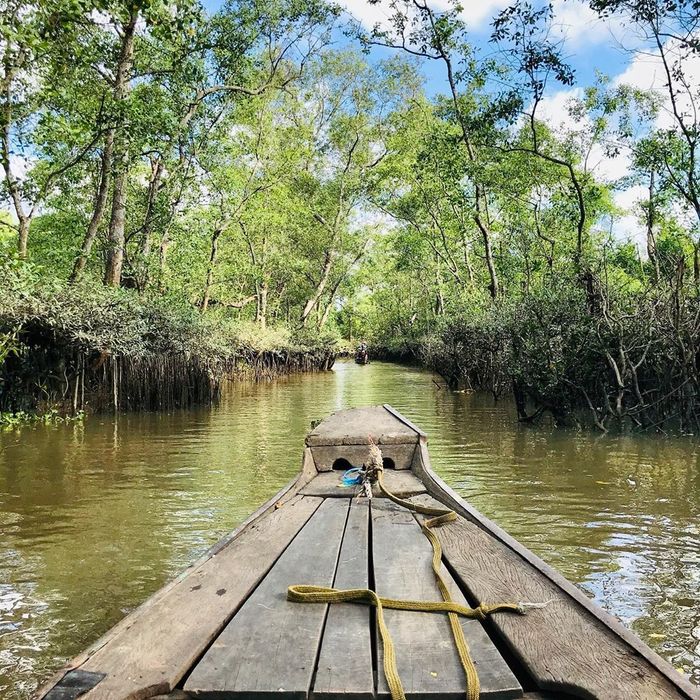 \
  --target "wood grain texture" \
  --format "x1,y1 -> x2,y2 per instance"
409,494 -> 690,700
311,444 -> 416,472
312,500 -> 374,700
185,498 -> 350,699
306,406 -> 418,447
371,499 -> 522,700
53,494 -> 322,700
381,405 -> 427,438
301,470 -> 425,498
